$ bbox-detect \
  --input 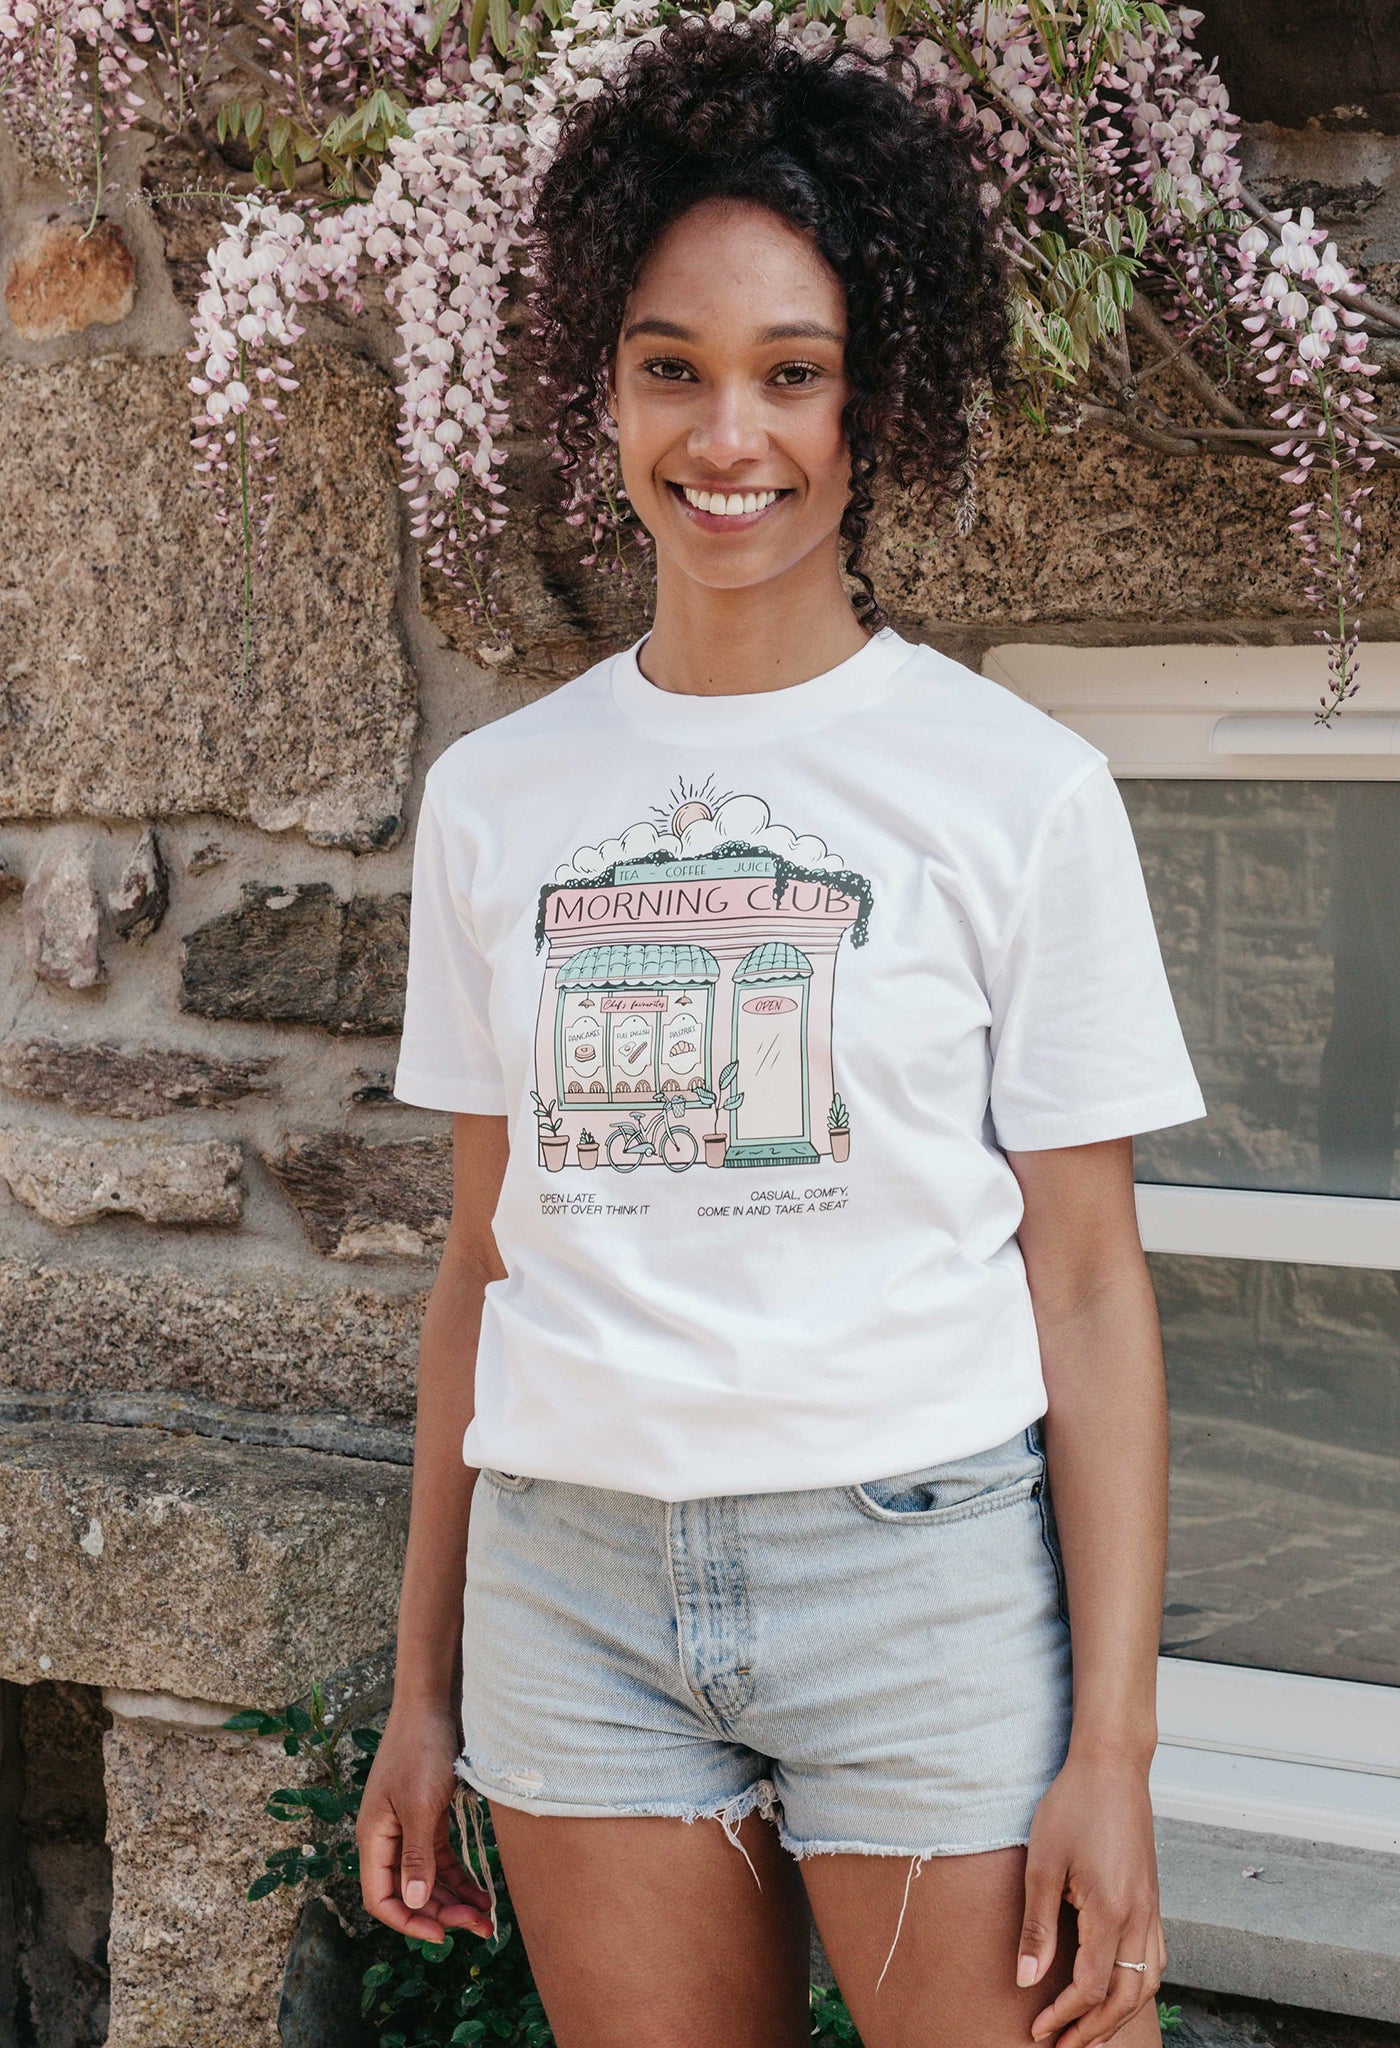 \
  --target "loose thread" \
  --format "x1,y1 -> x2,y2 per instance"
875,1853 -> 924,1994
452,1779 -> 500,1941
